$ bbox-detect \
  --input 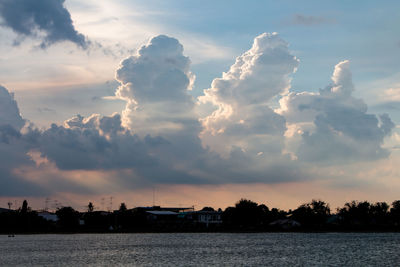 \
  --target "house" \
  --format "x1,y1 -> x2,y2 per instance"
136,206 -> 193,225
195,211 -> 222,226
0,207 -> 11,214
137,206 -> 194,213
180,210 -> 222,227
144,210 -> 181,229
37,211 -> 58,222
146,210 -> 178,220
